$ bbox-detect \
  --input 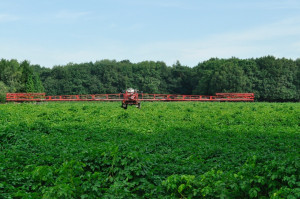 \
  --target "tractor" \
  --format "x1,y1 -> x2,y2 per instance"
121,88 -> 141,109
